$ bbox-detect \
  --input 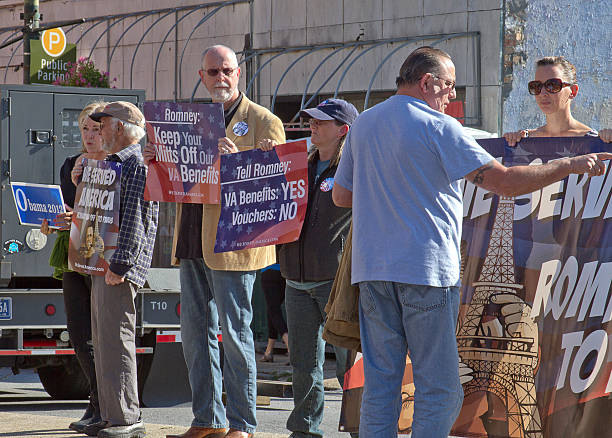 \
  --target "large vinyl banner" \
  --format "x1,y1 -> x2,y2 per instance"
340,137 -> 612,437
